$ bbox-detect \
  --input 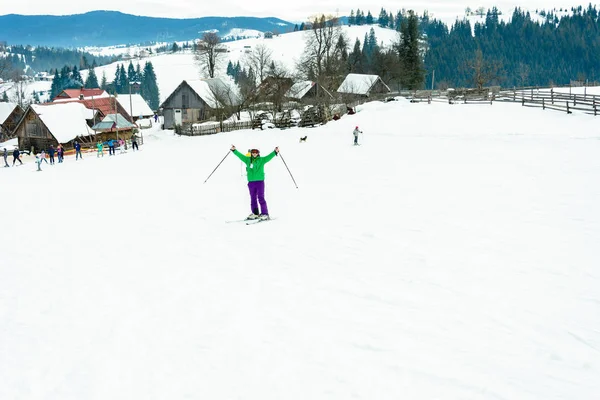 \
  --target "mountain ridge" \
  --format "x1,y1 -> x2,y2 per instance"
0,11 -> 295,47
